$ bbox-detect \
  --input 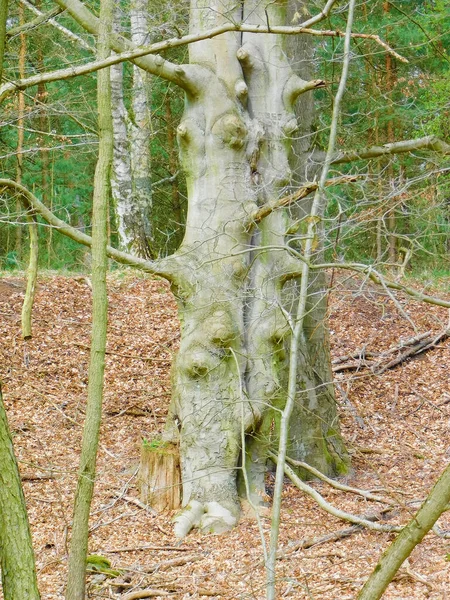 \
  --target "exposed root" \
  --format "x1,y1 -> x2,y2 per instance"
173,500 -> 237,538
